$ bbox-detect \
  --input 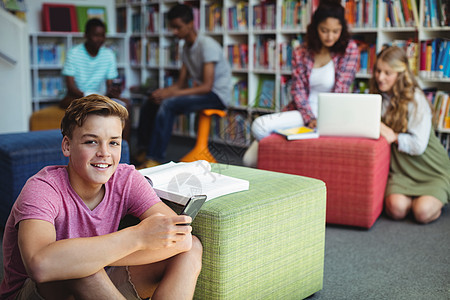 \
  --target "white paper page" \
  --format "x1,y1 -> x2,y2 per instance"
139,160 -> 211,187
